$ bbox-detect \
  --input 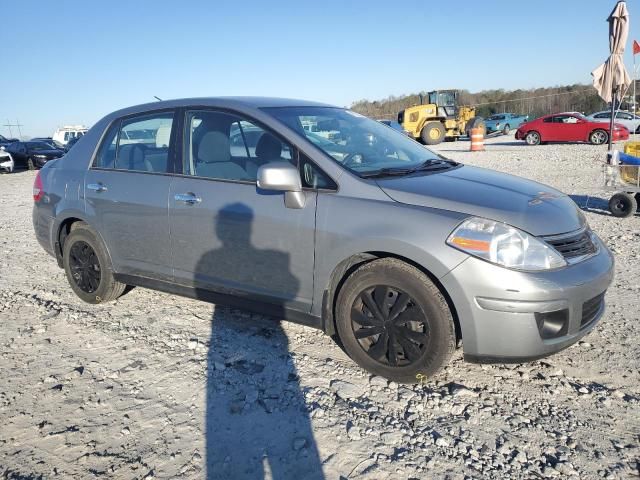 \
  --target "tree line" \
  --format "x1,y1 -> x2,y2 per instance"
350,84 -> 611,120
